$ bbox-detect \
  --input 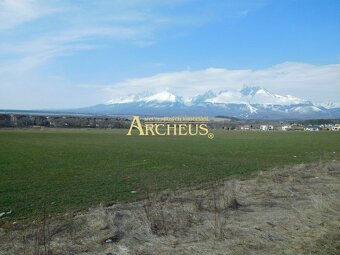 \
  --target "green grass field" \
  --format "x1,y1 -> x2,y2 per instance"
0,129 -> 339,219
